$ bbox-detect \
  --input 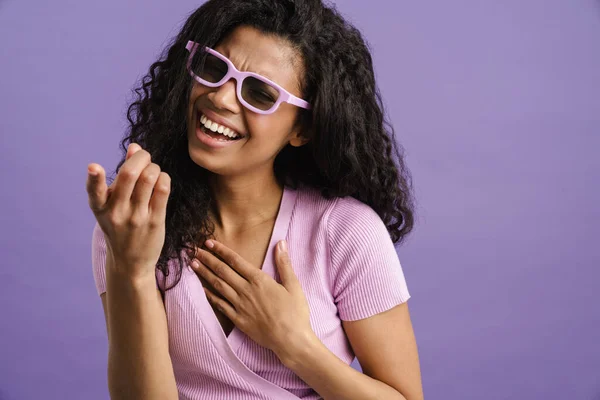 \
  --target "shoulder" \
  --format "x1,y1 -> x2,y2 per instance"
325,194 -> 396,272
322,193 -> 390,251
320,194 -> 410,320
327,195 -> 384,231
294,185 -> 395,262
293,184 -> 384,233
